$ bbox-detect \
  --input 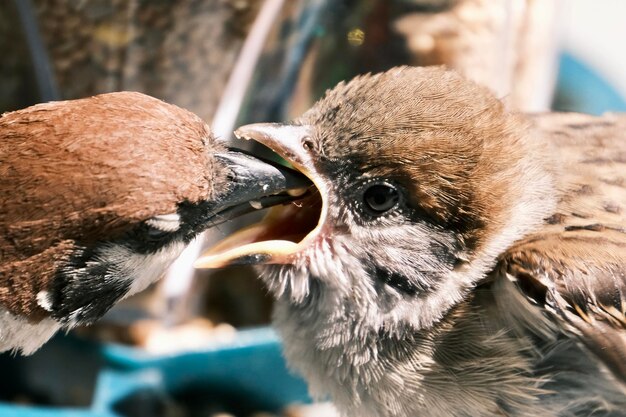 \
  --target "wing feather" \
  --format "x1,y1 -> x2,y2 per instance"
499,112 -> 626,381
